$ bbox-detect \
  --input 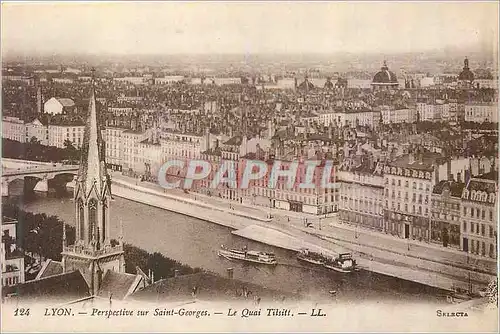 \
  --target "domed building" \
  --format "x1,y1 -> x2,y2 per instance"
297,75 -> 315,93
324,77 -> 334,90
458,57 -> 474,88
371,61 -> 399,91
